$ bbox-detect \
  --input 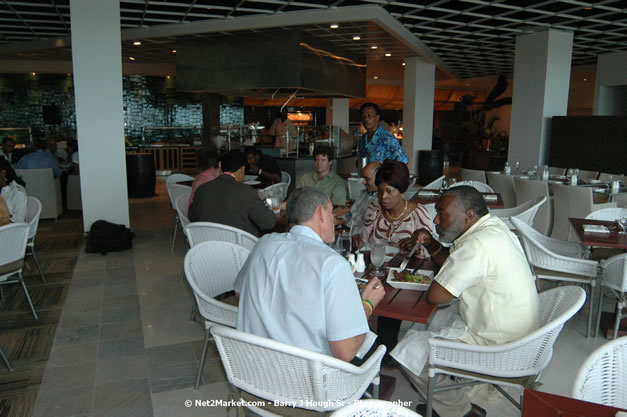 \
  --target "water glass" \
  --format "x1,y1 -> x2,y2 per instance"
449,178 -> 457,187
339,231 -> 352,256
370,241 -> 386,277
